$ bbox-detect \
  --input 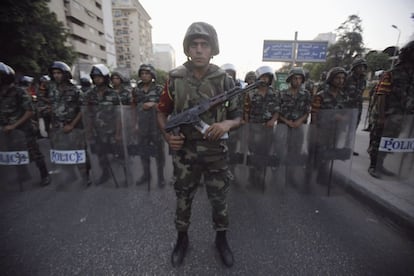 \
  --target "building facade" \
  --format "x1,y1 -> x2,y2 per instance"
153,43 -> 175,72
48,0 -> 110,80
112,0 -> 153,78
